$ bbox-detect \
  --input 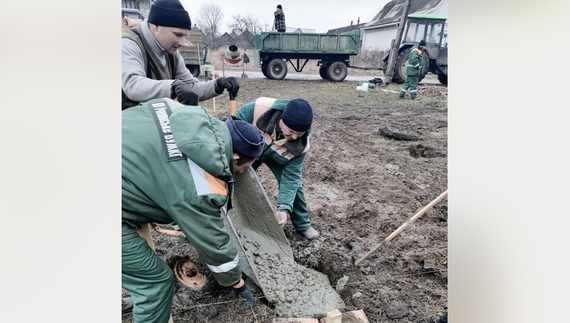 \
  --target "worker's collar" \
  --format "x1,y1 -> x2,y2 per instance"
141,21 -> 169,56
